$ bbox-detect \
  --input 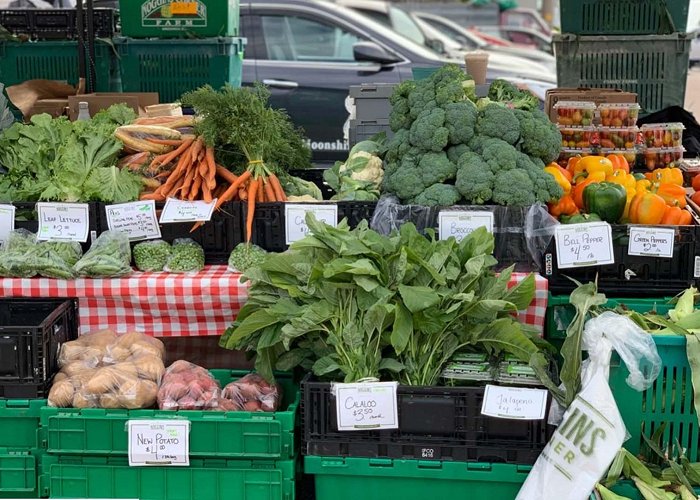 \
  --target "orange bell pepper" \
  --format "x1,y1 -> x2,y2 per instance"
606,153 -> 630,173
572,177 -> 601,209
692,191 -> 700,206
548,194 -> 579,218
654,183 -> 687,208
566,156 -> 580,177
649,167 -> 683,186
660,206 -> 693,225
629,192 -> 667,225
